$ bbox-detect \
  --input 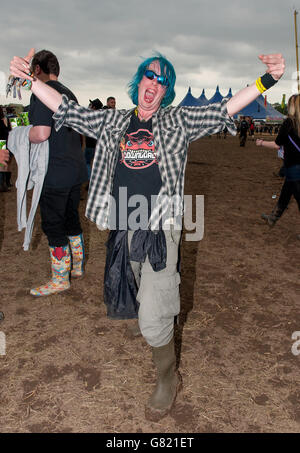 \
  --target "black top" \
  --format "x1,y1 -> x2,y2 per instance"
85,136 -> 97,148
240,120 -> 248,132
275,118 -> 300,168
29,80 -> 88,188
111,113 -> 162,230
0,118 -> 11,142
